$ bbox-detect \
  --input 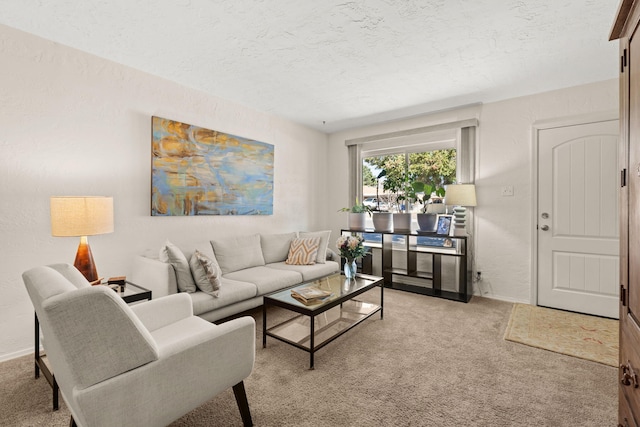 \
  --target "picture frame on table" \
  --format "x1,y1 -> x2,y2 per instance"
436,214 -> 453,236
